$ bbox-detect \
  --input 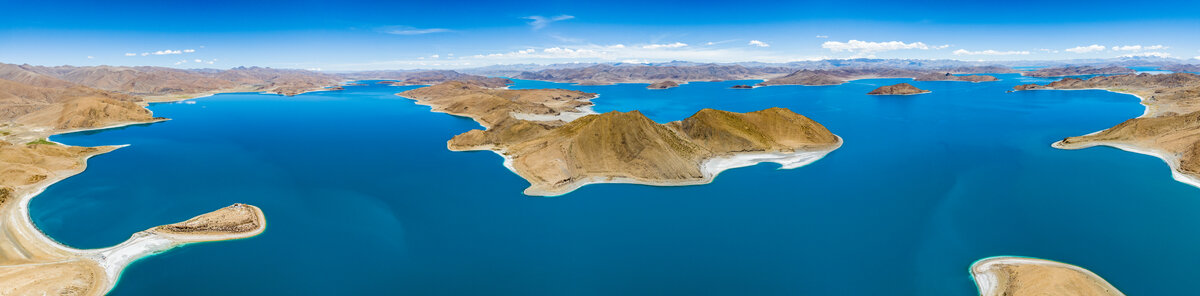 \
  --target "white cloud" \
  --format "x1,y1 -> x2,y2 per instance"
381,26 -> 452,35
815,35 -> 829,38
642,42 -> 688,49
821,40 -> 949,53
194,59 -> 202,63
1195,56 -> 1200,60
130,49 -> 196,56
1118,52 -> 1172,58
87,56 -> 94,59
952,49 -> 1031,56
1111,45 -> 1167,51
748,40 -> 770,47
1065,44 -> 1106,53
430,54 -> 440,59
523,15 -> 574,30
